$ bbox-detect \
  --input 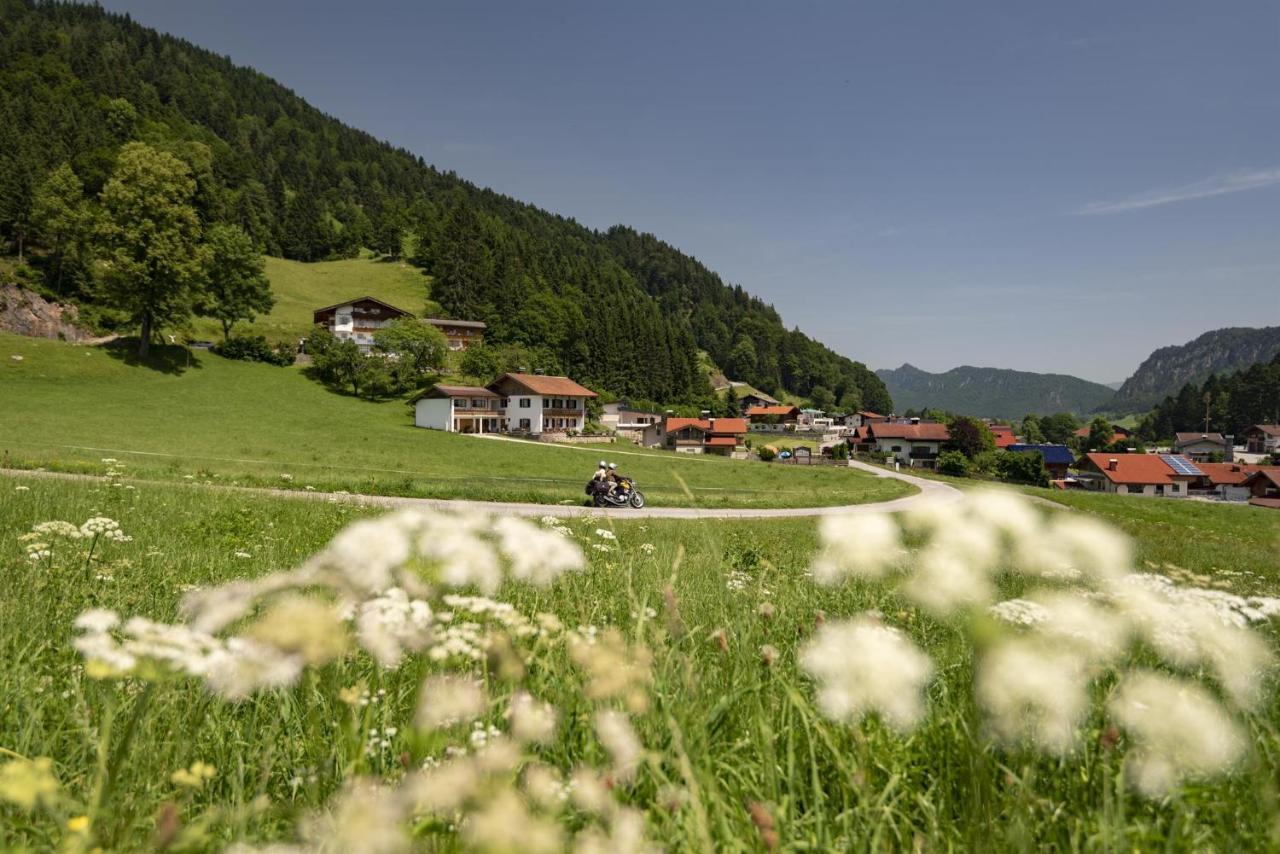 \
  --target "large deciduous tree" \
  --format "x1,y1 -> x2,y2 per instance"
195,223 -> 273,340
946,415 -> 996,459
373,318 -> 448,378
97,142 -> 209,357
